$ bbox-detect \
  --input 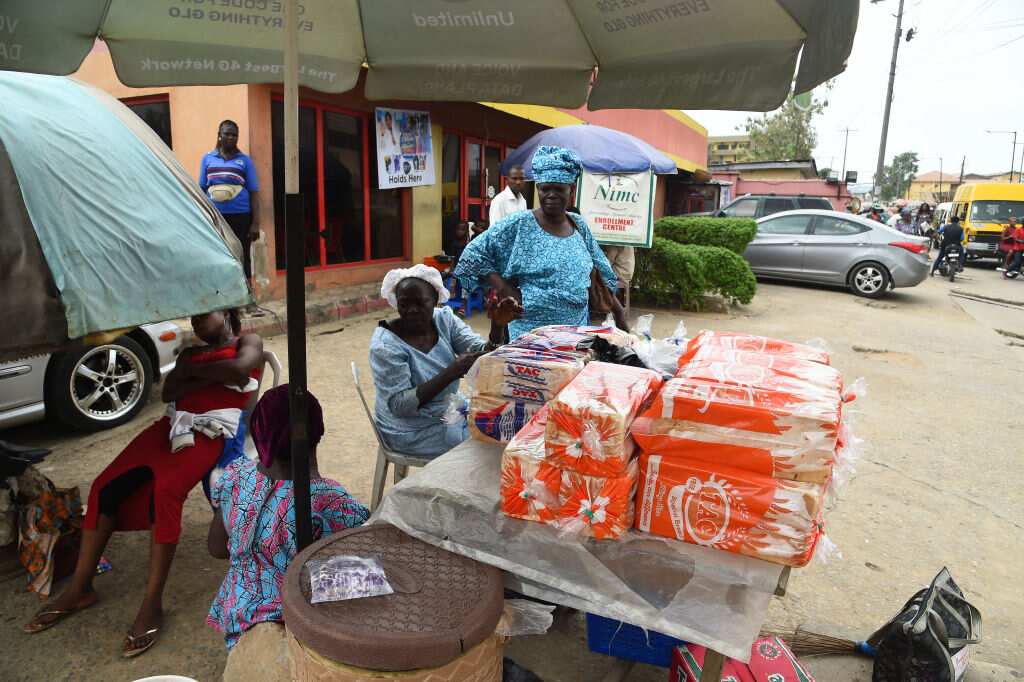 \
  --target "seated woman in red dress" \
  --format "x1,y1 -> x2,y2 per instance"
24,309 -> 264,658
